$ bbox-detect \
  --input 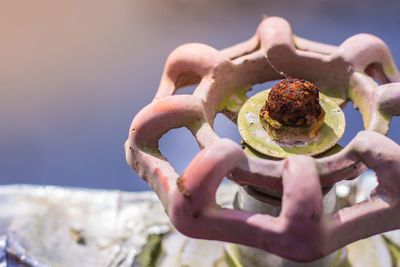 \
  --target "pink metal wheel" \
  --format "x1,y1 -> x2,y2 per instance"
125,16 -> 400,262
